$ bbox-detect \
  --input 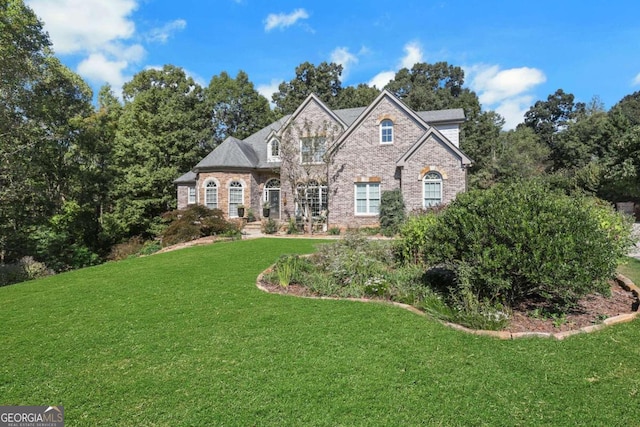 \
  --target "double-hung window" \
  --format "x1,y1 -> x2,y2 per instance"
228,181 -> 244,217
300,137 -> 326,164
268,139 -> 280,162
205,181 -> 218,209
355,183 -> 380,215
187,186 -> 196,204
423,172 -> 442,207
